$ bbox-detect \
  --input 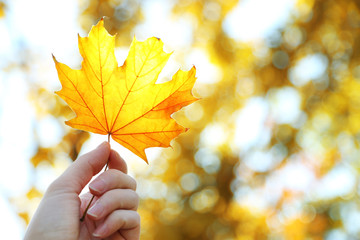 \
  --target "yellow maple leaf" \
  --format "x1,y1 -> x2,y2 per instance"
53,19 -> 198,163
